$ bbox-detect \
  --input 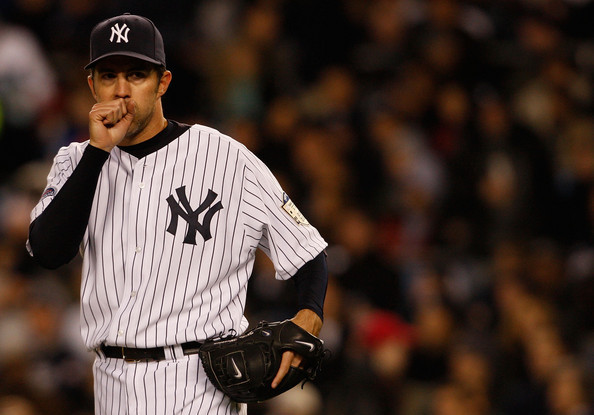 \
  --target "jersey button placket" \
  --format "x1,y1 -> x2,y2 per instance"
123,159 -> 146,342
136,177 -> 145,256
